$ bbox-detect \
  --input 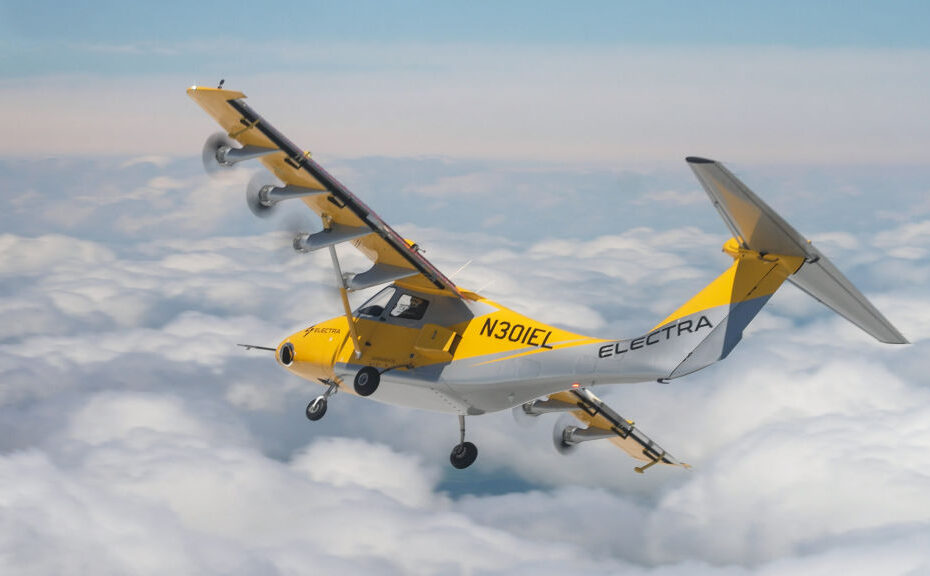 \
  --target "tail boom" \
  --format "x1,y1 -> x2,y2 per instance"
594,239 -> 803,383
